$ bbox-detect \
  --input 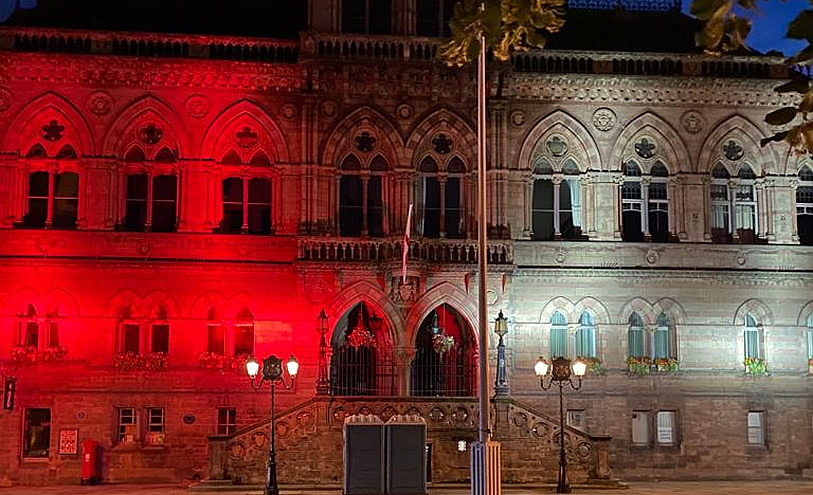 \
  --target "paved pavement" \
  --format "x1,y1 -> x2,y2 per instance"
3,481 -> 813,494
